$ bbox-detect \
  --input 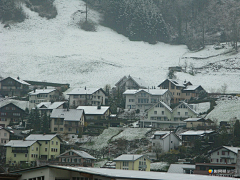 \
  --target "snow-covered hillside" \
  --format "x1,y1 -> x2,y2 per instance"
1,0 -> 240,93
